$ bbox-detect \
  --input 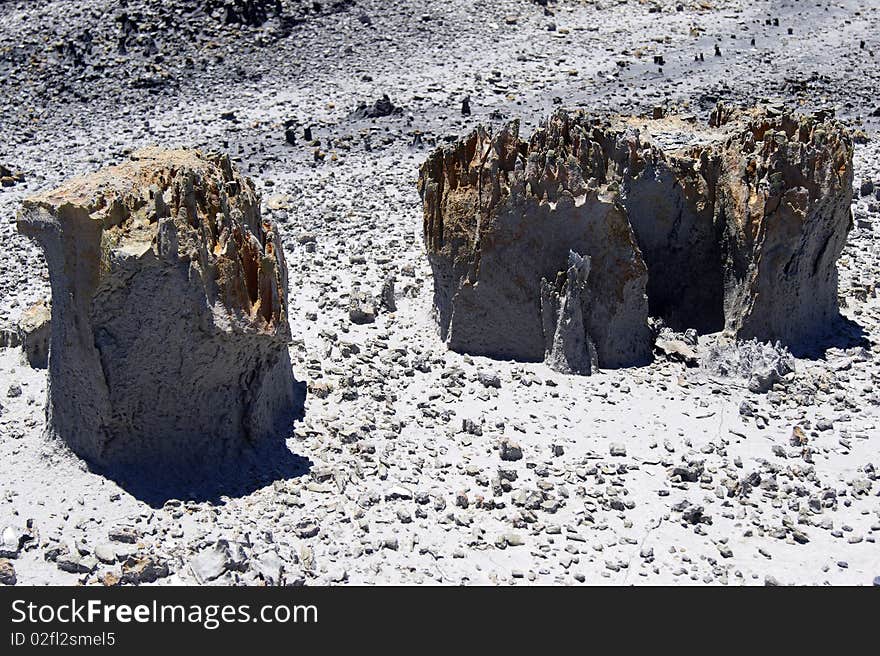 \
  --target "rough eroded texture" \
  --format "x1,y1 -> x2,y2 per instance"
541,251 -> 598,375
418,104 -> 853,371
17,148 -> 296,471
418,119 -> 652,369
707,104 -> 853,343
